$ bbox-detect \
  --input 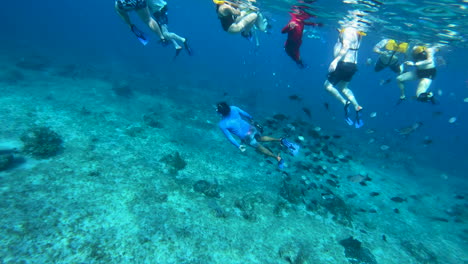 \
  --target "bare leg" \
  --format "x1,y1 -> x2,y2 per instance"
136,7 -> 164,40
160,25 -> 183,49
255,12 -> 268,32
324,80 -> 347,105
115,3 -> 132,27
256,144 -> 281,161
397,71 -> 416,98
416,78 -> 432,97
341,85 -> 361,111
258,136 -> 280,142
228,13 -> 258,33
